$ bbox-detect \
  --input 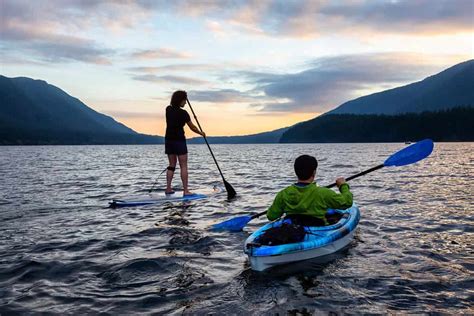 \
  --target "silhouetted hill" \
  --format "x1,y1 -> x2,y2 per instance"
4,59 -> 473,145
280,107 -> 474,143
280,60 -> 474,142
187,127 -> 289,144
0,75 -> 164,145
329,60 -> 474,115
